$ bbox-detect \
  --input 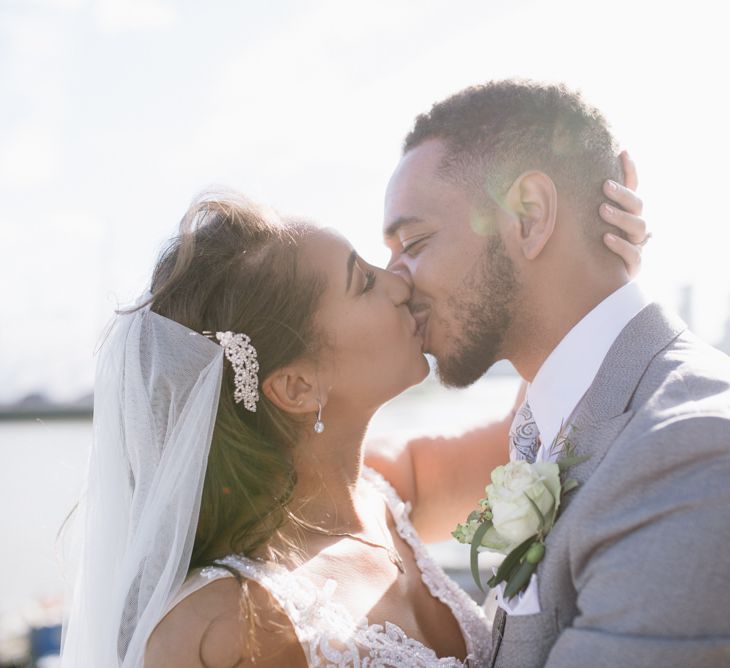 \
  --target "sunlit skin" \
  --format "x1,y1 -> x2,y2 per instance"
382,144 -> 494,370
296,228 -> 430,416
146,166 -> 648,668
383,139 -> 639,380
263,227 -> 430,545
146,229 -> 467,668
367,141 -> 647,542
